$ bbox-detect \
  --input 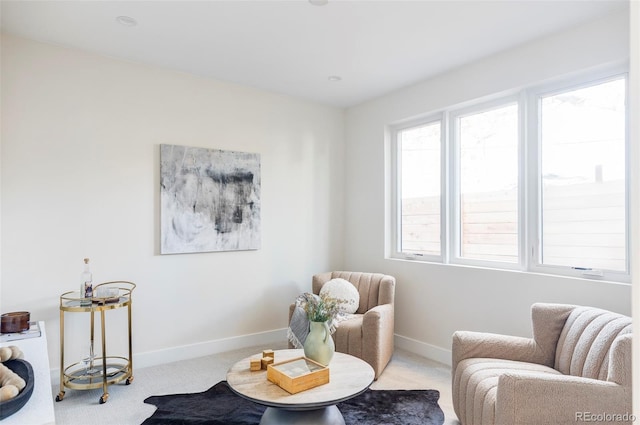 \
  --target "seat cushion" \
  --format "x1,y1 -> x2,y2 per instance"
454,358 -> 562,425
